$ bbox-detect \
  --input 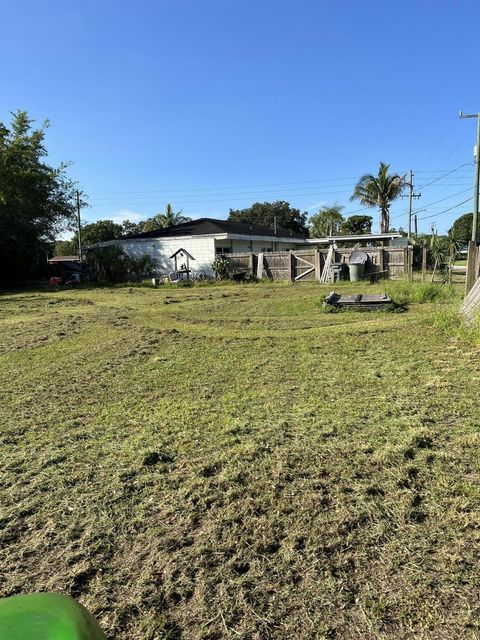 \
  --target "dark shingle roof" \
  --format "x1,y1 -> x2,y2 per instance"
124,218 -> 305,240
